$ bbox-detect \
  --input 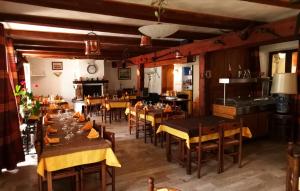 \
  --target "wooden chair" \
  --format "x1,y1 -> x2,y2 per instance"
219,119 -> 243,172
136,107 -> 153,143
103,100 -> 112,124
35,120 -> 80,191
148,177 -> 181,191
197,123 -> 221,178
286,142 -> 300,191
79,120 -> 116,191
128,105 -> 136,135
